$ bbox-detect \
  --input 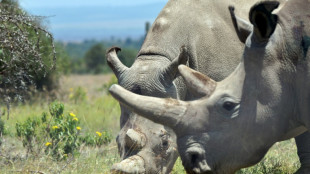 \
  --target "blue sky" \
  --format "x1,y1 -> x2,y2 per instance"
19,0 -> 168,41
